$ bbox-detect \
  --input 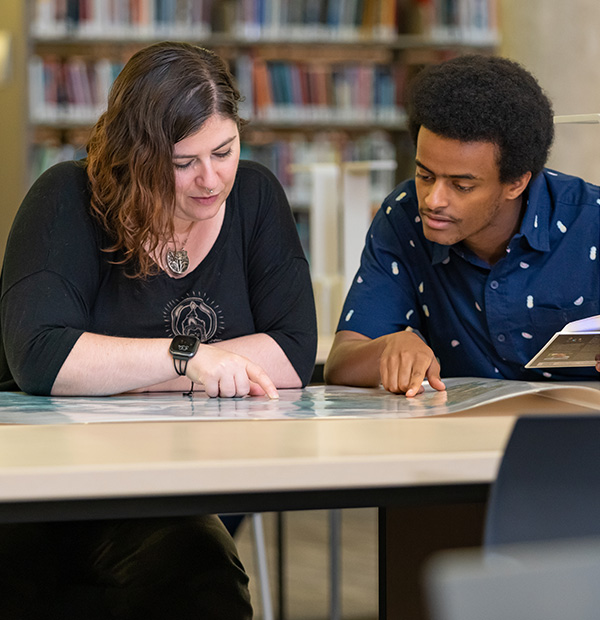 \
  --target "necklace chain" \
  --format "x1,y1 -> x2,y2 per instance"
165,222 -> 195,275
